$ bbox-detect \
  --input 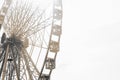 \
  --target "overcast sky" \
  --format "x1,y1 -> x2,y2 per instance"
1,0 -> 120,80
52,0 -> 120,80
